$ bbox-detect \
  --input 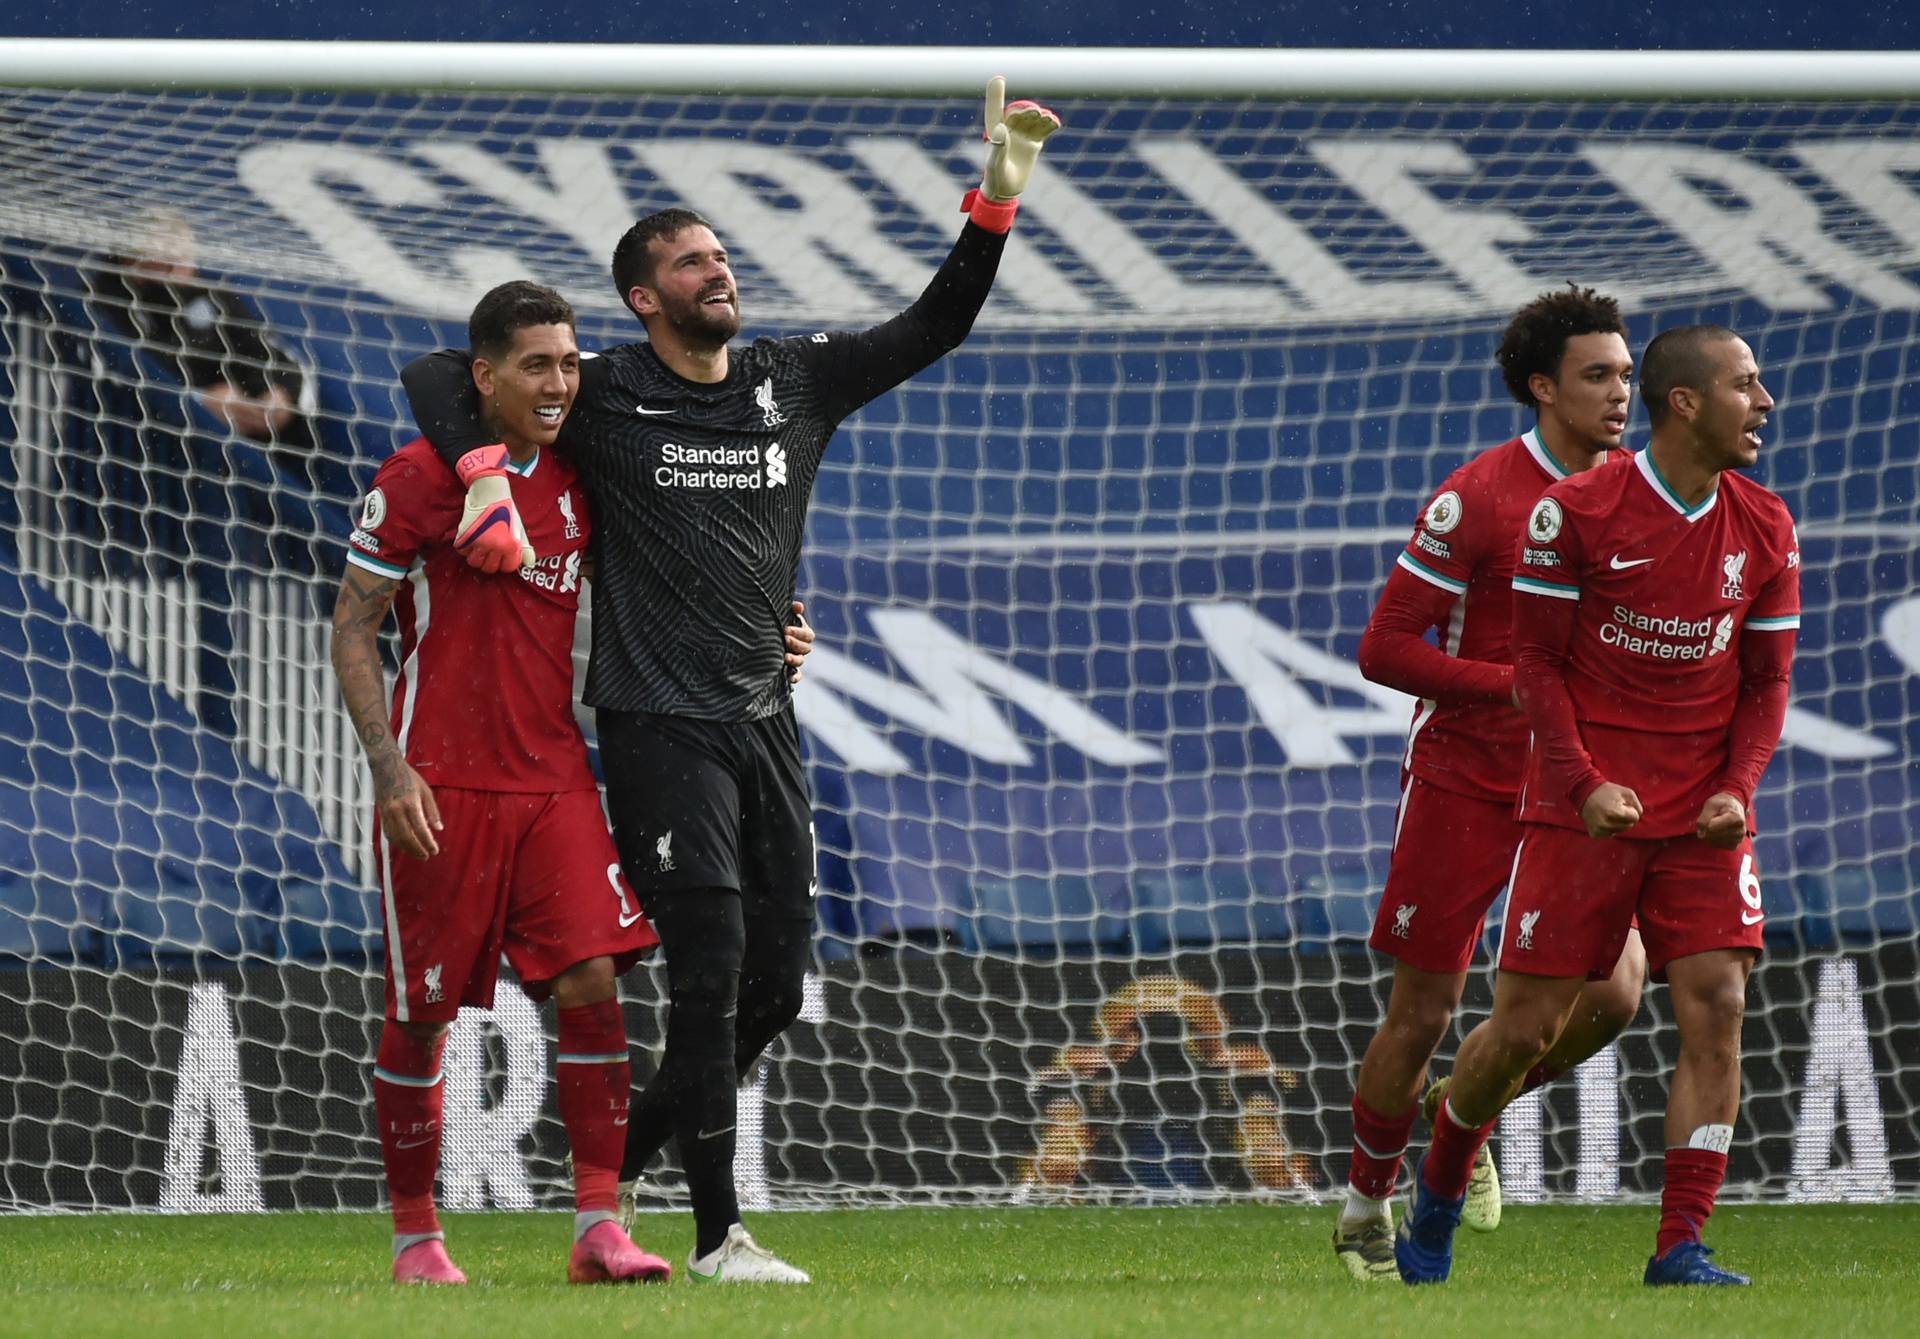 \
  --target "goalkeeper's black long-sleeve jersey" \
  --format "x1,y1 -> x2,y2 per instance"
403,220 -> 1007,721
